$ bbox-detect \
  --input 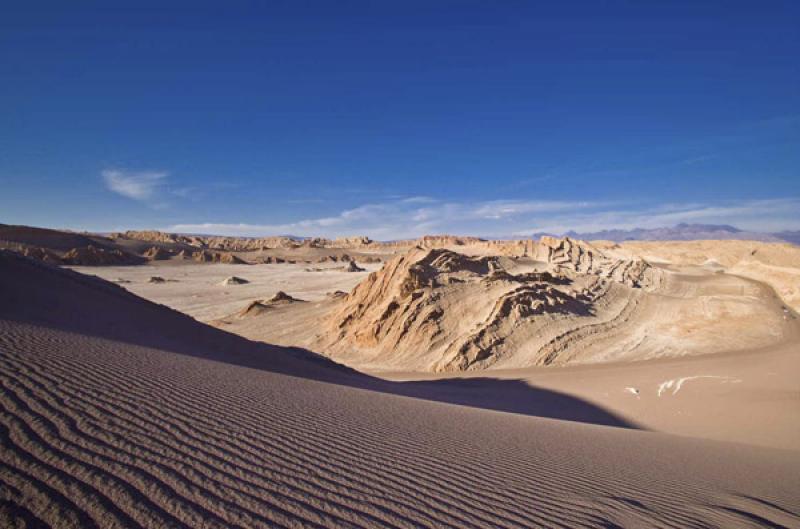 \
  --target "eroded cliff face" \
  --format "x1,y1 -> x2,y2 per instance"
319,238 -> 663,371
